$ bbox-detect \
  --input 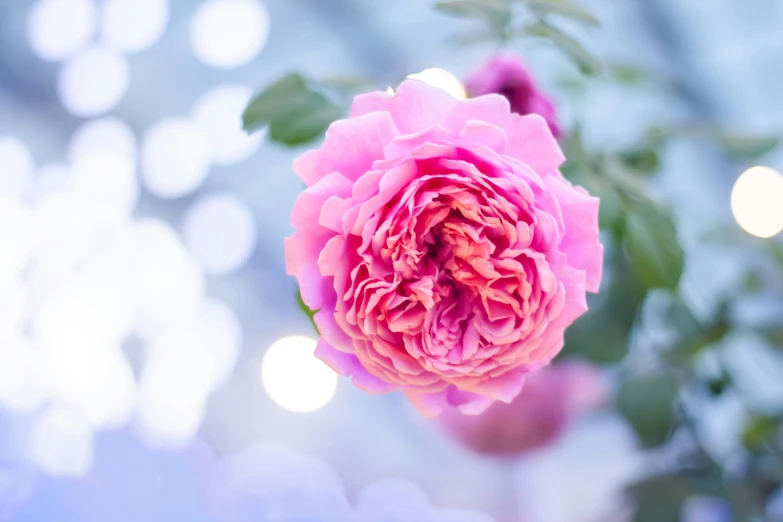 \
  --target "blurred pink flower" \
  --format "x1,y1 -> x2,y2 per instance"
436,361 -> 607,456
465,53 -> 561,138
286,79 -> 602,417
